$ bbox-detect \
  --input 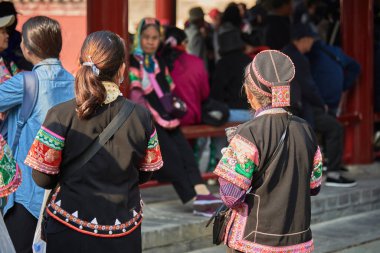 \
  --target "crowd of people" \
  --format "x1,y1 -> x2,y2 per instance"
0,0 -> 366,252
